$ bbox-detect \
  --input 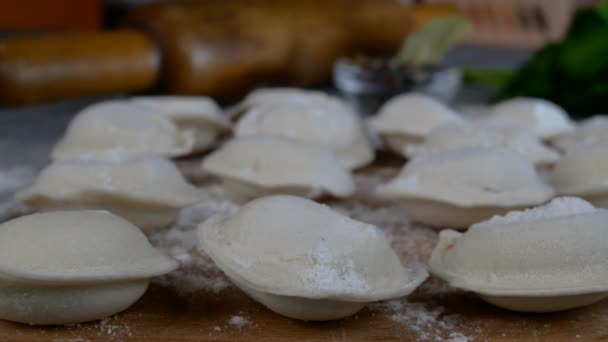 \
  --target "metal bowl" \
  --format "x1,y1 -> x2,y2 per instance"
333,57 -> 461,117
